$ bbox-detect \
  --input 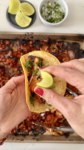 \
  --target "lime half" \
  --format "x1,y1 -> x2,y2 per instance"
8,0 -> 20,15
37,71 -> 54,88
19,2 -> 35,16
15,11 -> 32,27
